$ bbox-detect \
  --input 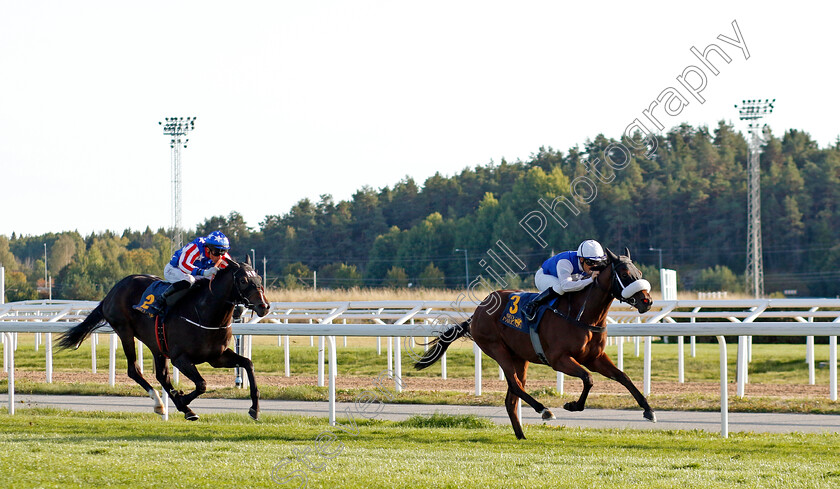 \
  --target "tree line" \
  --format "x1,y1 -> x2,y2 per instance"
2,121 -> 838,300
